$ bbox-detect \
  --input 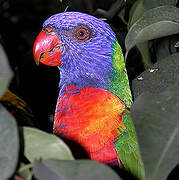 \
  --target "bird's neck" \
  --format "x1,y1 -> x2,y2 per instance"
58,65 -> 112,96
58,42 -> 132,107
59,71 -> 110,91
